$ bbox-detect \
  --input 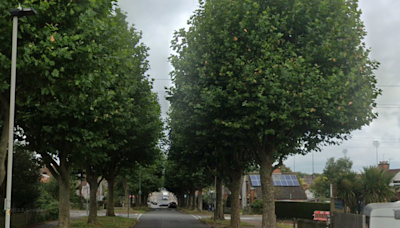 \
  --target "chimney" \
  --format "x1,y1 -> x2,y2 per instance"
378,161 -> 389,171
273,168 -> 281,174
